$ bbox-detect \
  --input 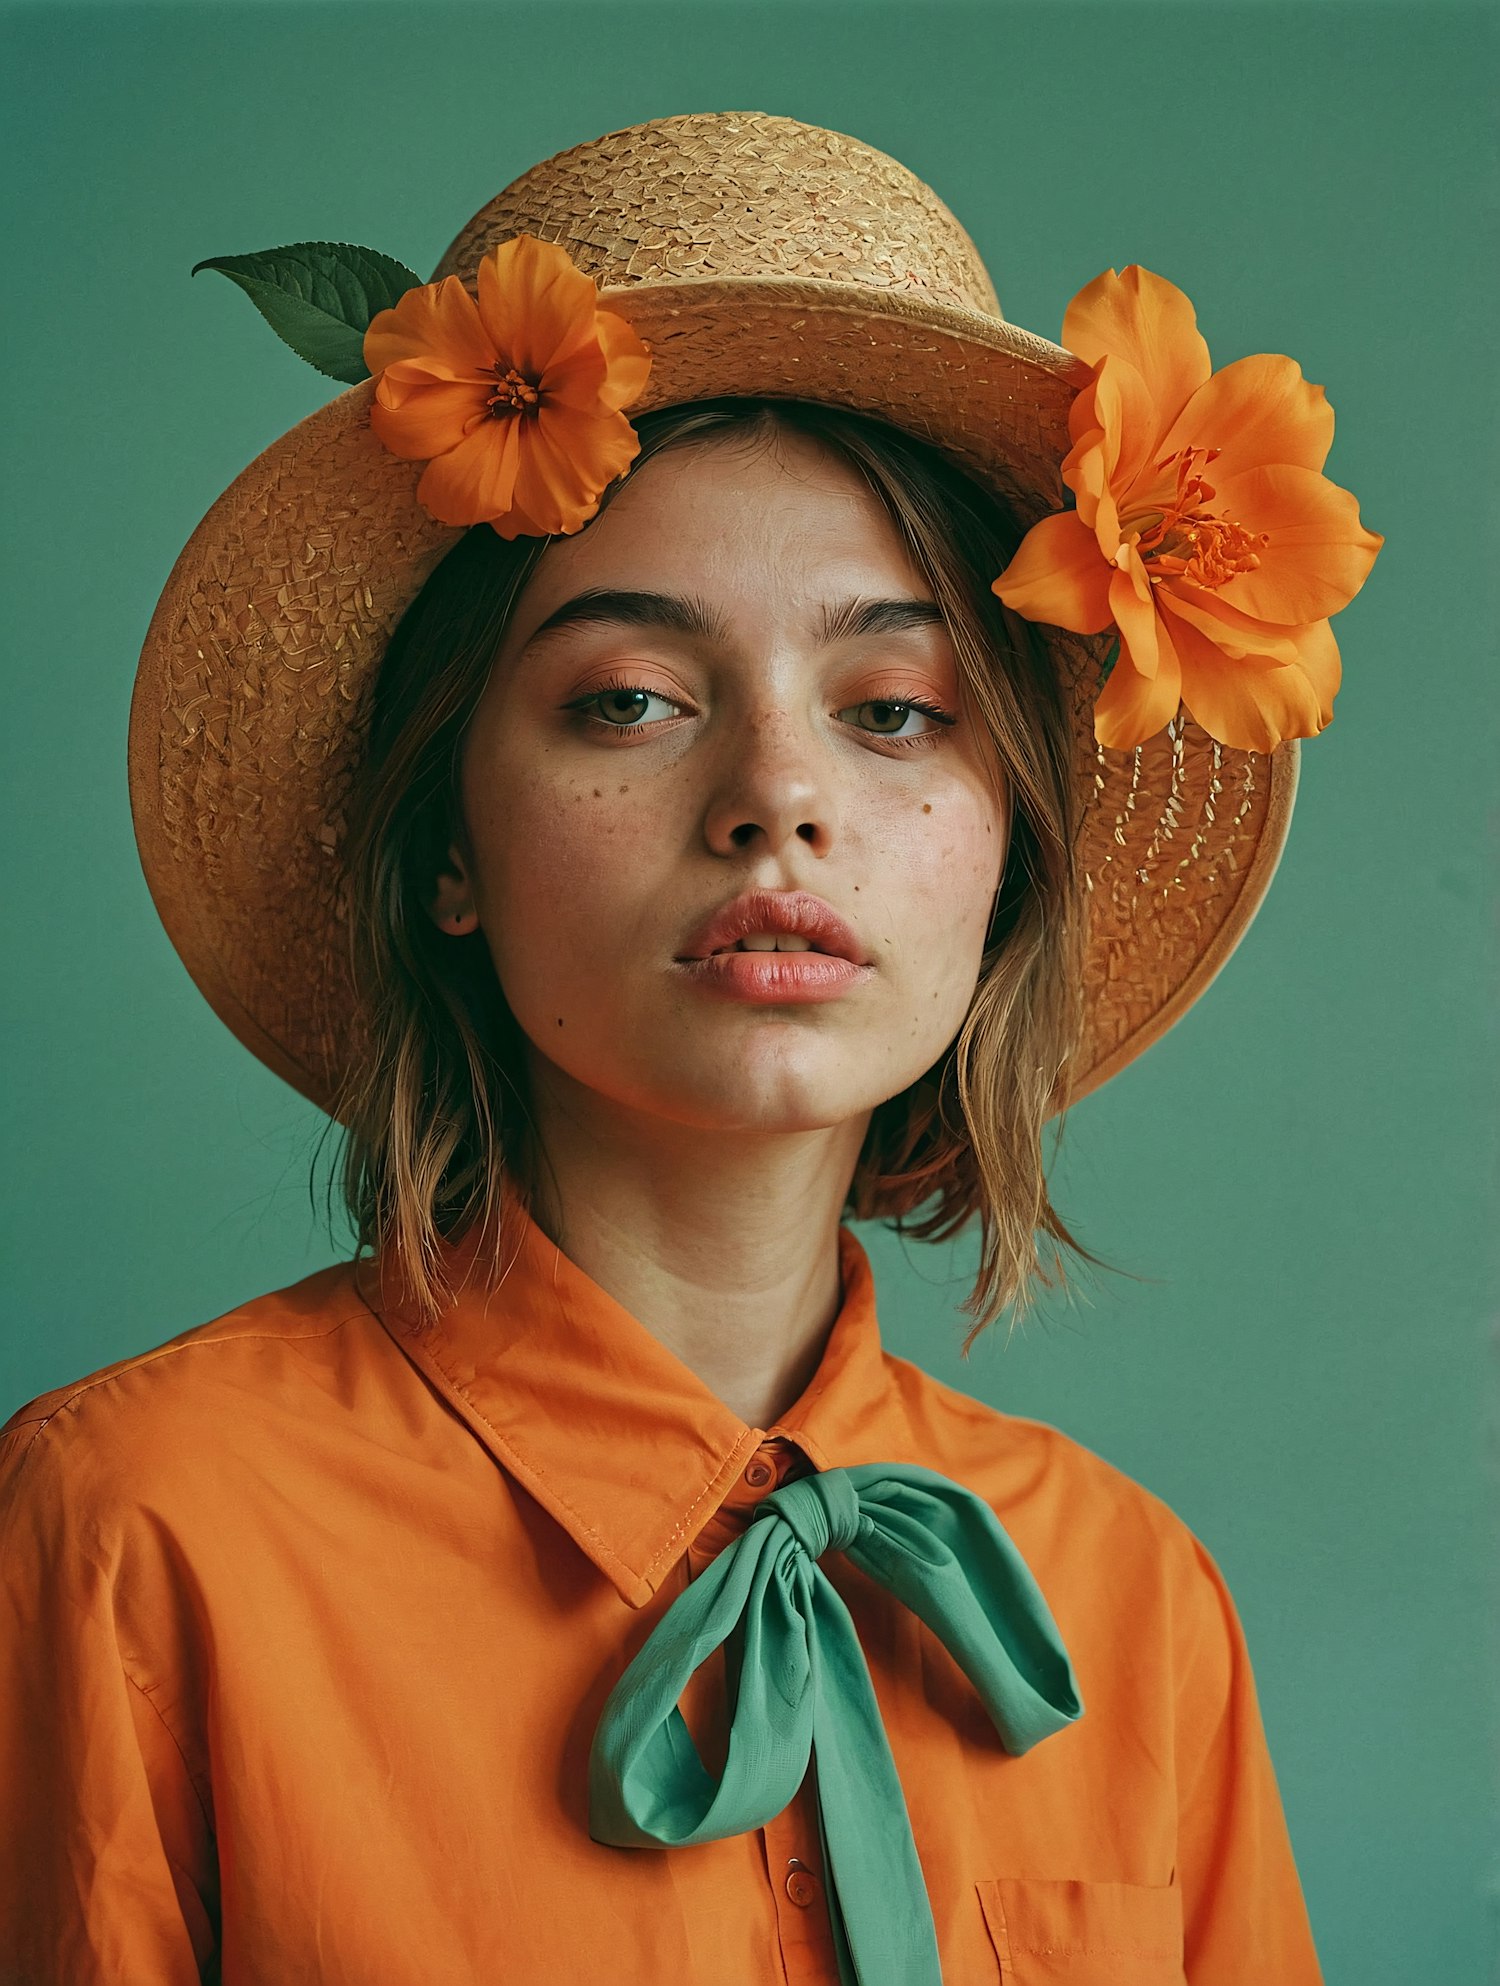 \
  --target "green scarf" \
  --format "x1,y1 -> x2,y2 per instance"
588,1461 -> 1084,1984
